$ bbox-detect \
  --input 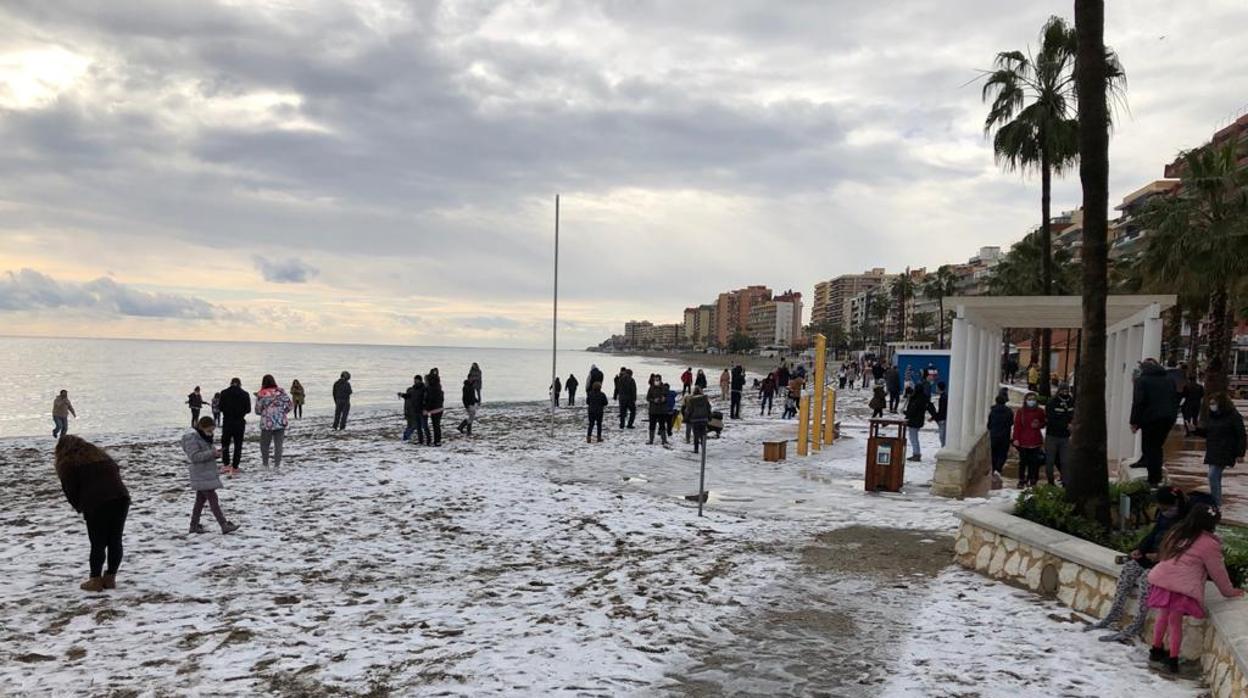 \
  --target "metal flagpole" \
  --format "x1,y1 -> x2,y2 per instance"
697,439 -> 707,517
550,195 -> 560,437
